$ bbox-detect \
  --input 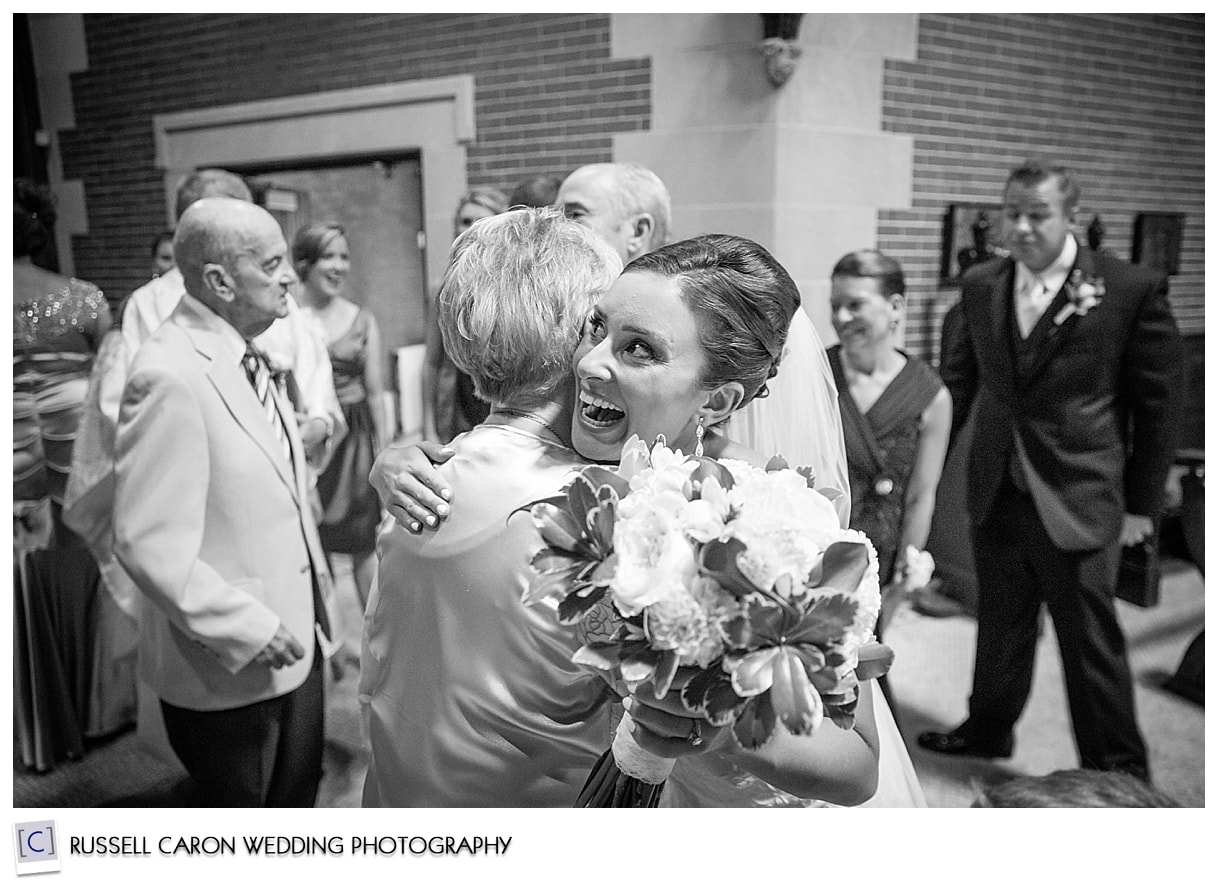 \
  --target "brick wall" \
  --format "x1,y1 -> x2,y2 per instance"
879,13 -> 1205,362
58,13 -> 650,305
53,12 -> 1204,340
